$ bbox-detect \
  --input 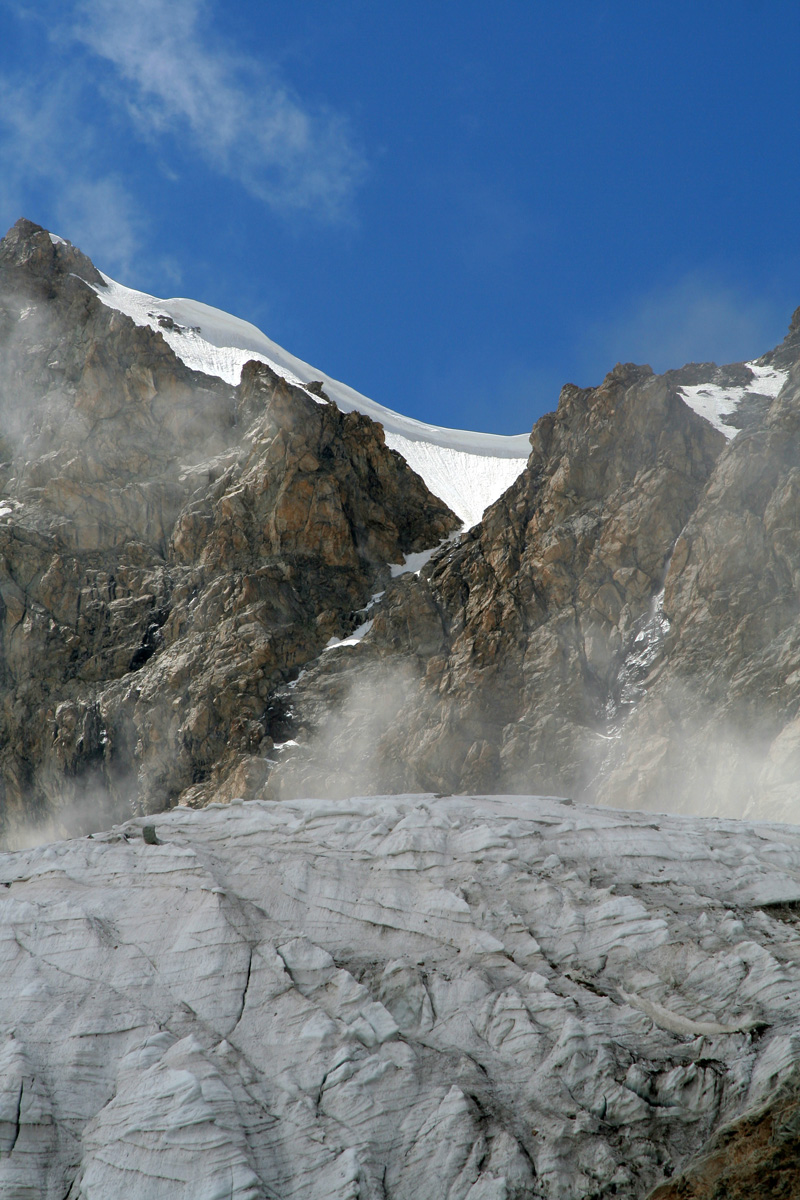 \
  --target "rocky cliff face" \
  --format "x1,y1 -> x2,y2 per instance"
0,219 -> 458,845
595,340 -> 800,823
5,215 -> 800,832
269,331 -> 800,827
